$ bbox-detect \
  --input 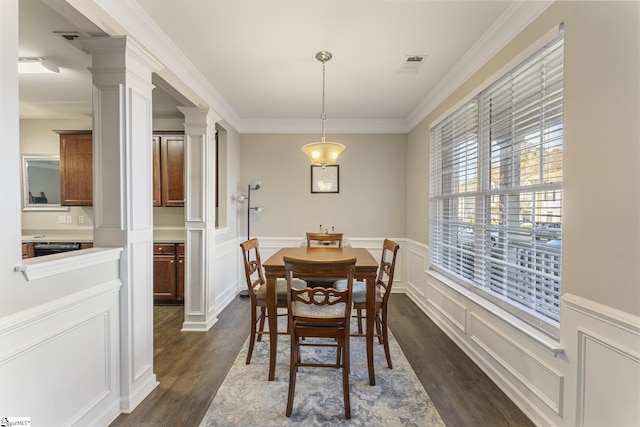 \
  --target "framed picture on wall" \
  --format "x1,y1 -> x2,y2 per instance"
311,165 -> 339,193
